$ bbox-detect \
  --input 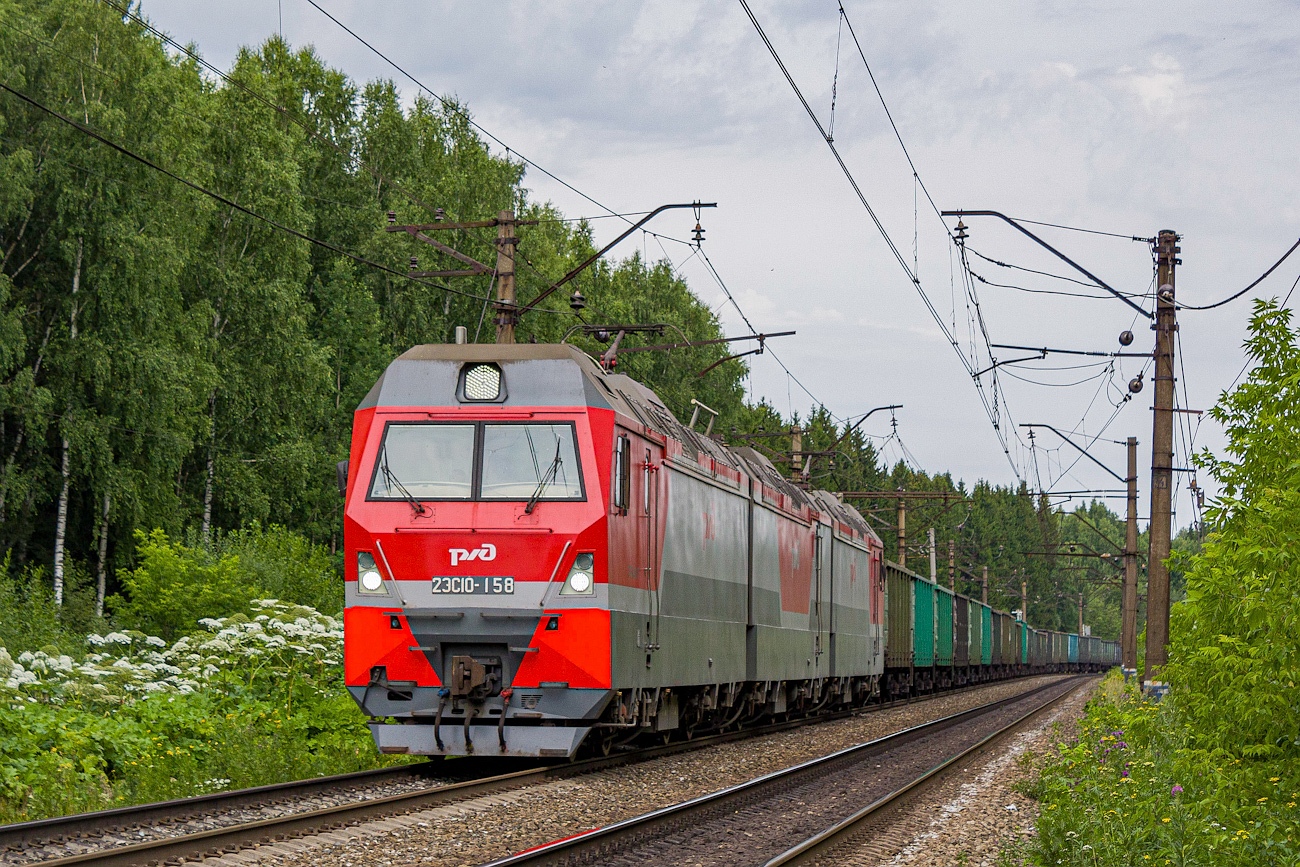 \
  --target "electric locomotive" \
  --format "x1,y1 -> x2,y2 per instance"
341,343 -> 885,758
